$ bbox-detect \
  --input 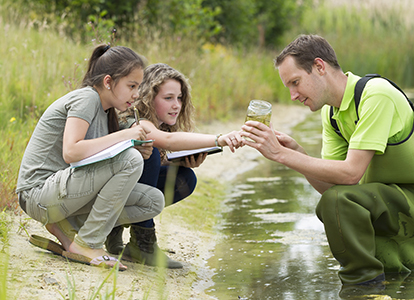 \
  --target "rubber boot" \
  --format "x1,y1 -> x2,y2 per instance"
123,225 -> 183,269
105,226 -> 125,255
